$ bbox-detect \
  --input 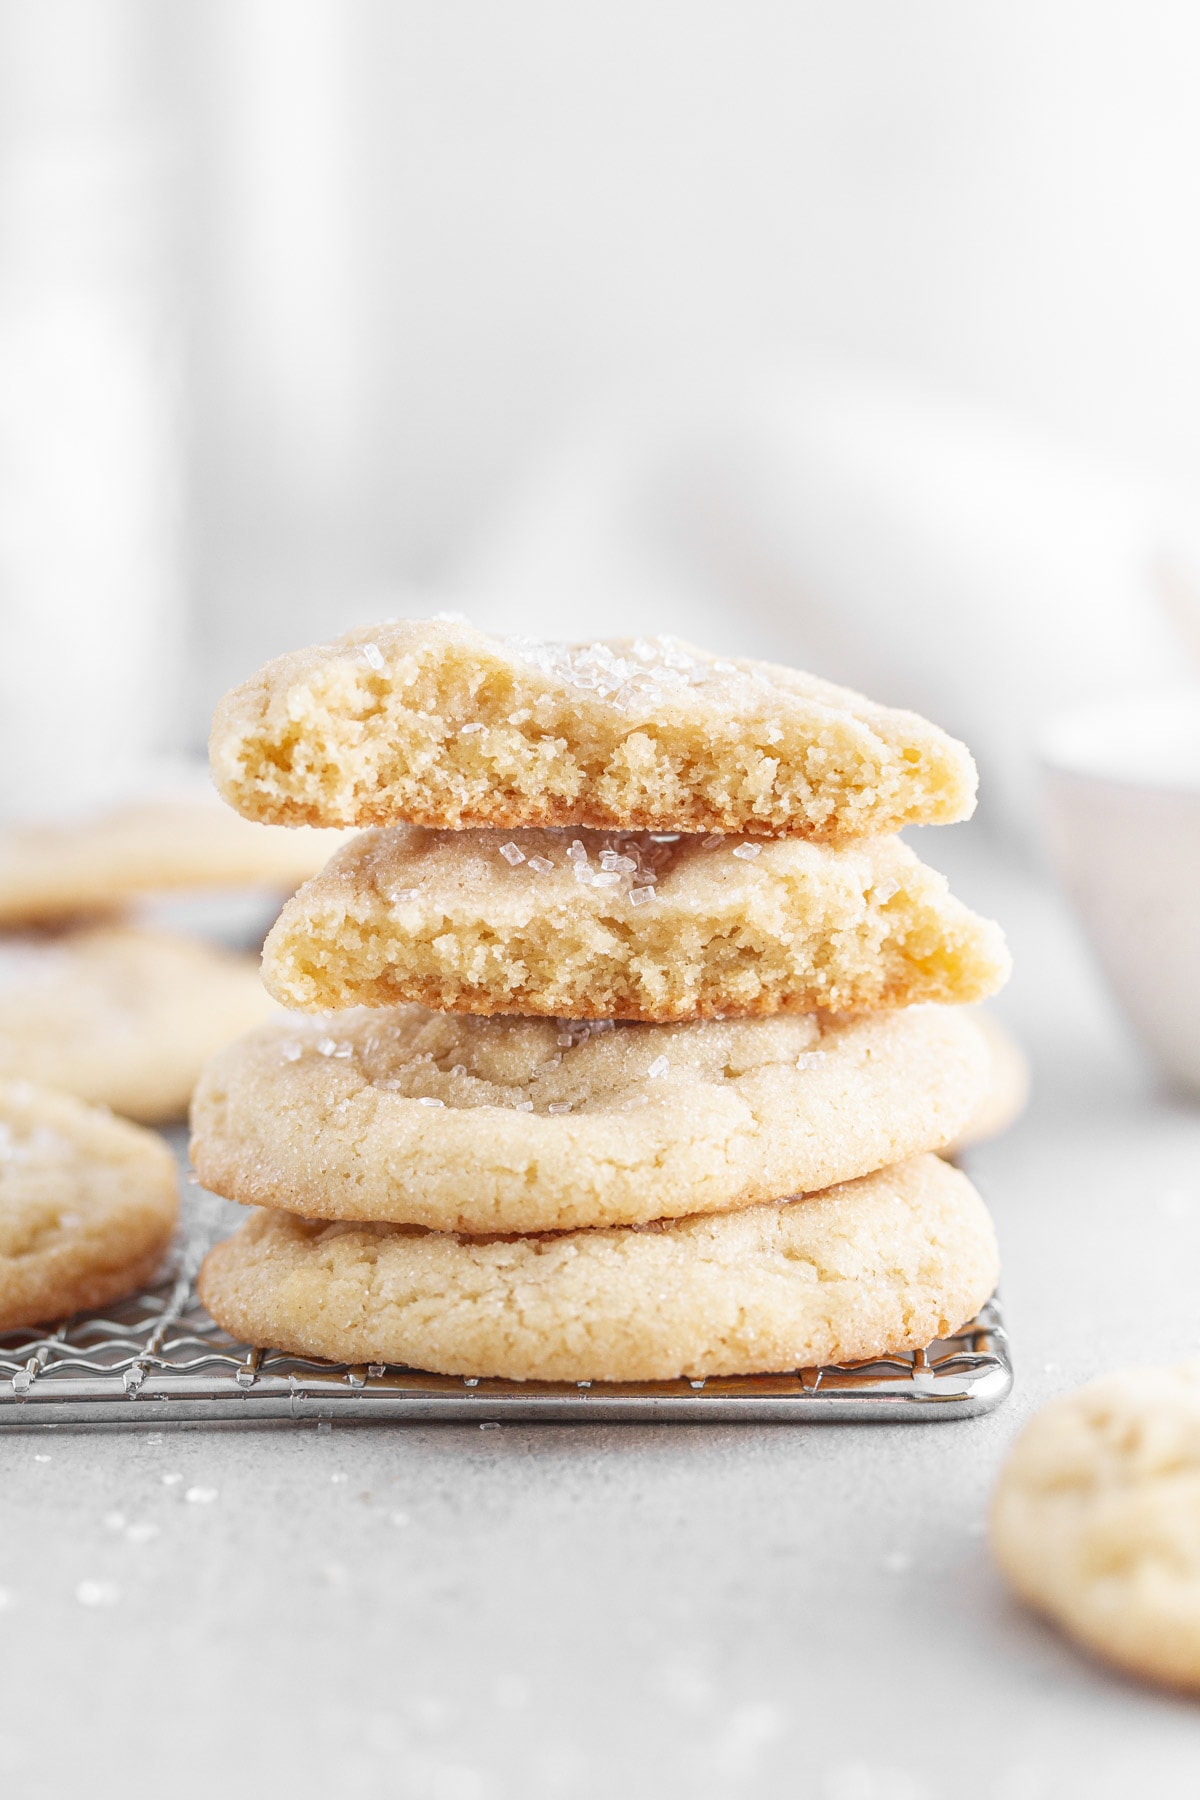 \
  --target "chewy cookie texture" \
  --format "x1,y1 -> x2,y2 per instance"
198,1153 -> 997,1383
189,1002 -> 988,1234
210,618 -> 977,840
263,824 -> 1010,1021
991,1365 -> 1200,1694
0,1079 -> 178,1331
